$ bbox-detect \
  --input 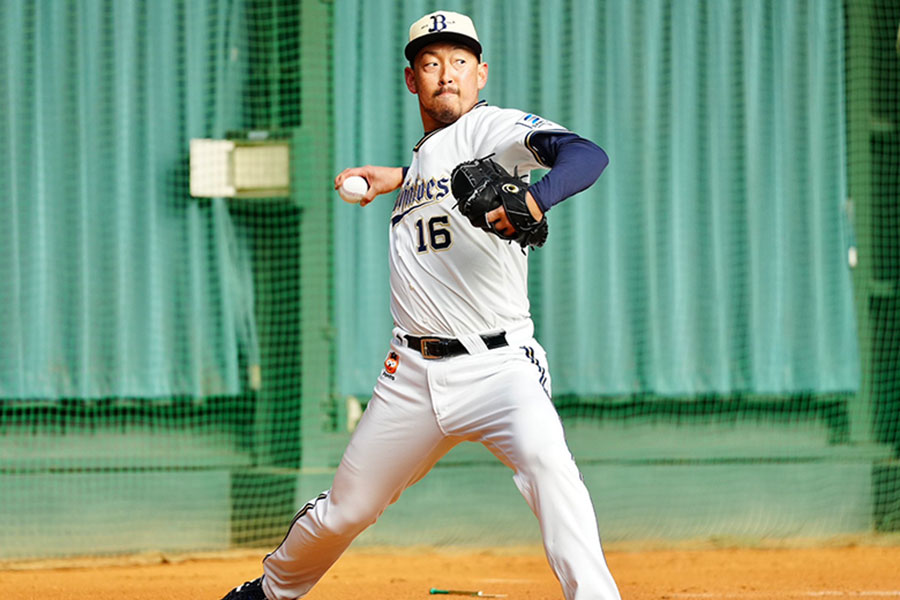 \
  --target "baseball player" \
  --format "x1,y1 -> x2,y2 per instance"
220,10 -> 619,600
